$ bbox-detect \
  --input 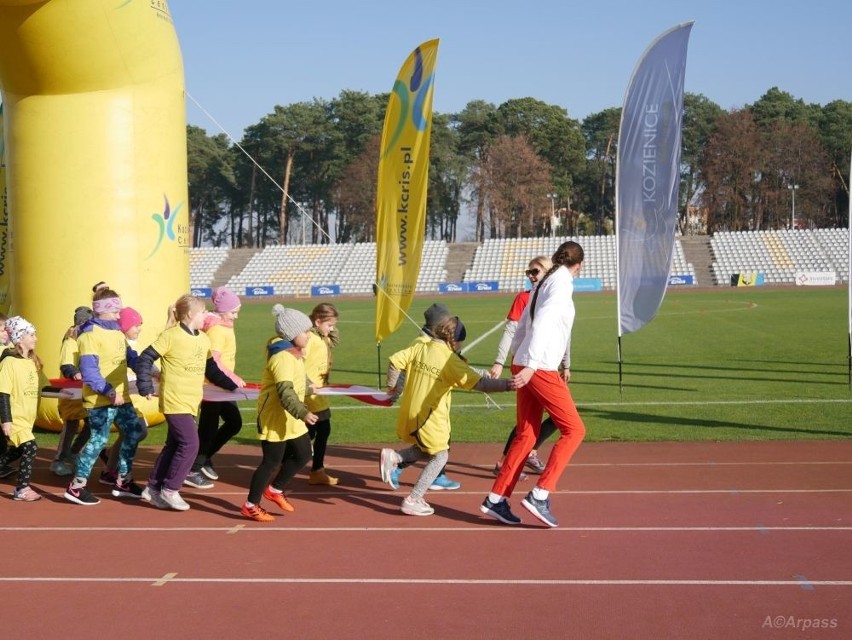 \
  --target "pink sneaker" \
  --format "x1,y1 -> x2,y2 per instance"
13,486 -> 42,502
